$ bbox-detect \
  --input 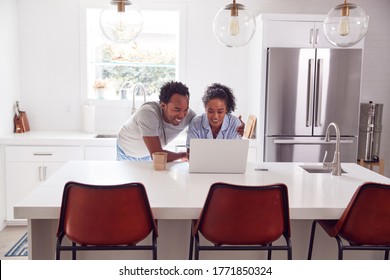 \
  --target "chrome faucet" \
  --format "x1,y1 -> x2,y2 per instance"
132,83 -> 147,114
323,122 -> 342,176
